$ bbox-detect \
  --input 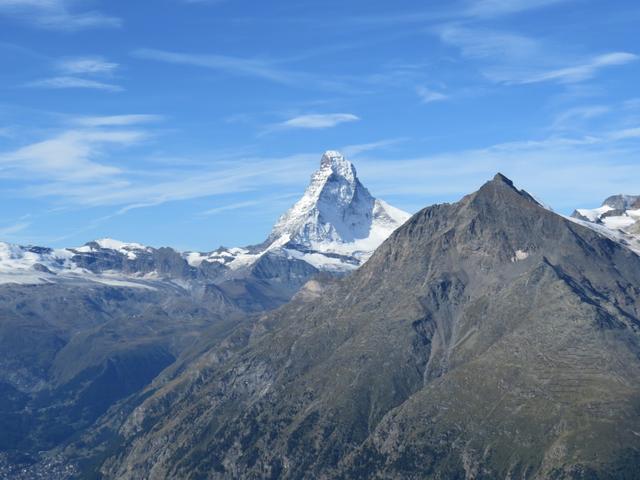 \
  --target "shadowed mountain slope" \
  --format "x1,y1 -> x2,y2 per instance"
93,174 -> 640,479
